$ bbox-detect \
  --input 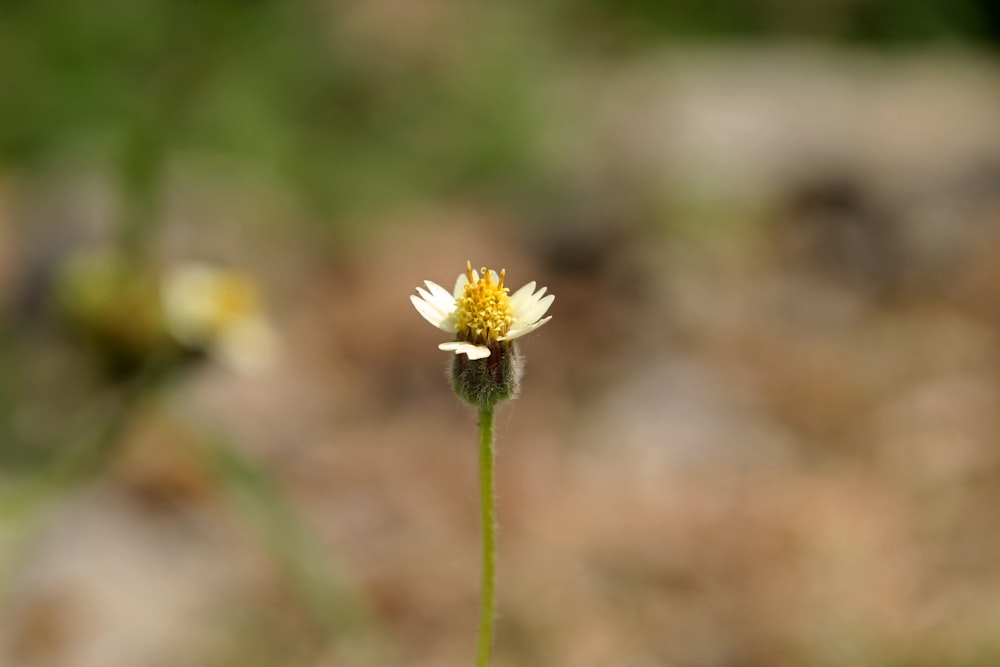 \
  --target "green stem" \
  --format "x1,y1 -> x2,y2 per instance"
0,355 -> 175,518
475,403 -> 497,667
